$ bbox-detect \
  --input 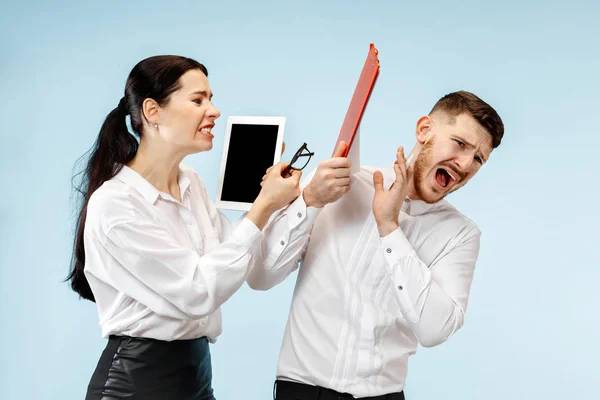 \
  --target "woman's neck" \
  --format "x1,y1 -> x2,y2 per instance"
127,139 -> 185,201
